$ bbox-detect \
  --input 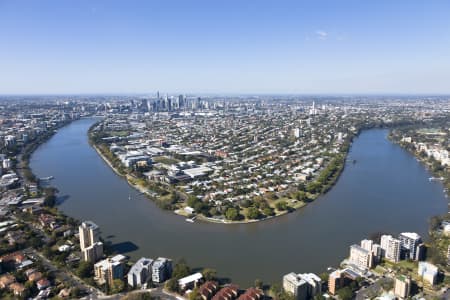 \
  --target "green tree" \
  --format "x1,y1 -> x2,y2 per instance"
172,259 -> 191,279
209,207 -> 218,216
110,279 -> 125,294
225,207 -> 239,220
318,272 -> 329,282
202,268 -> 217,281
254,279 -> 263,289
70,287 -> 83,298
337,287 -> 353,300
165,278 -> 179,292
275,201 -> 288,211
263,207 -> 275,216
429,215 -> 443,231
189,287 -> 201,300
246,207 -> 261,220
295,191 -> 308,201
76,261 -> 93,278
